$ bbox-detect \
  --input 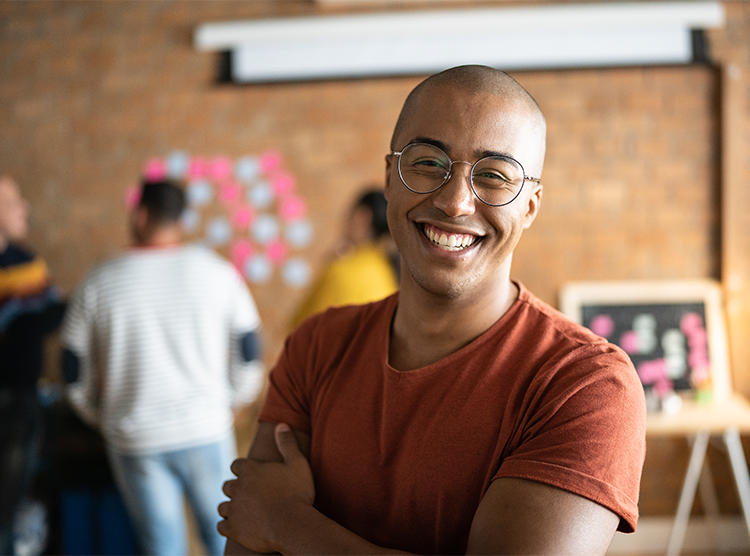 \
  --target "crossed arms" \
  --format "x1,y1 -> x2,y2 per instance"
218,421 -> 620,555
